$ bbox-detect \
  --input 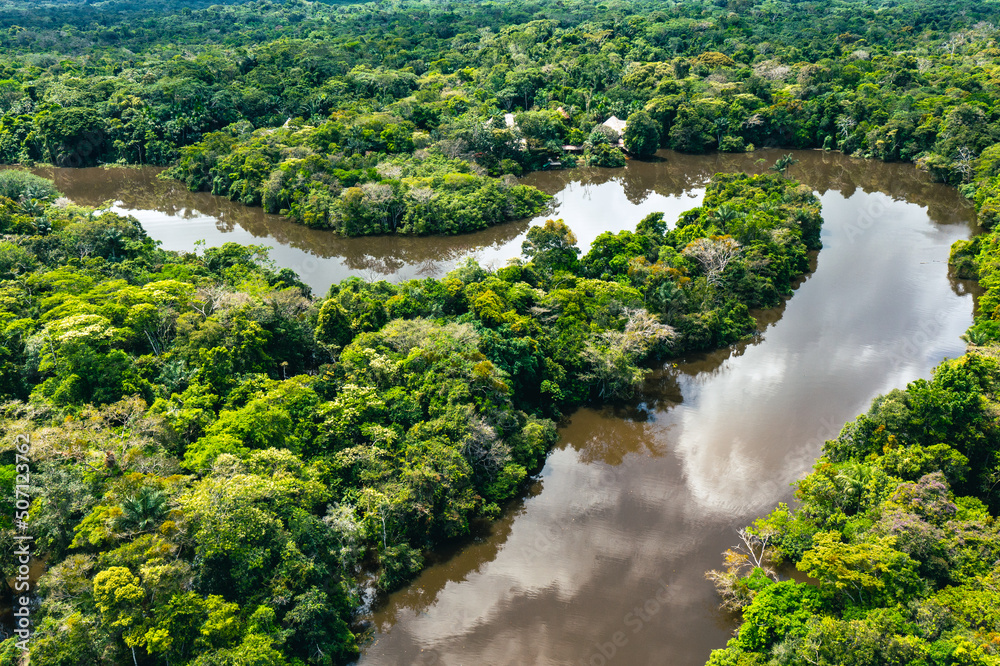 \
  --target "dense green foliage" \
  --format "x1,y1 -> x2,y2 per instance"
0,169 -> 820,664
169,138 -> 551,234
708,356 -> 1000,665
708,154 -> 1000,666
10,0 -> 1000,661
3,0 -> 1000,234
0,168 -> 60,203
